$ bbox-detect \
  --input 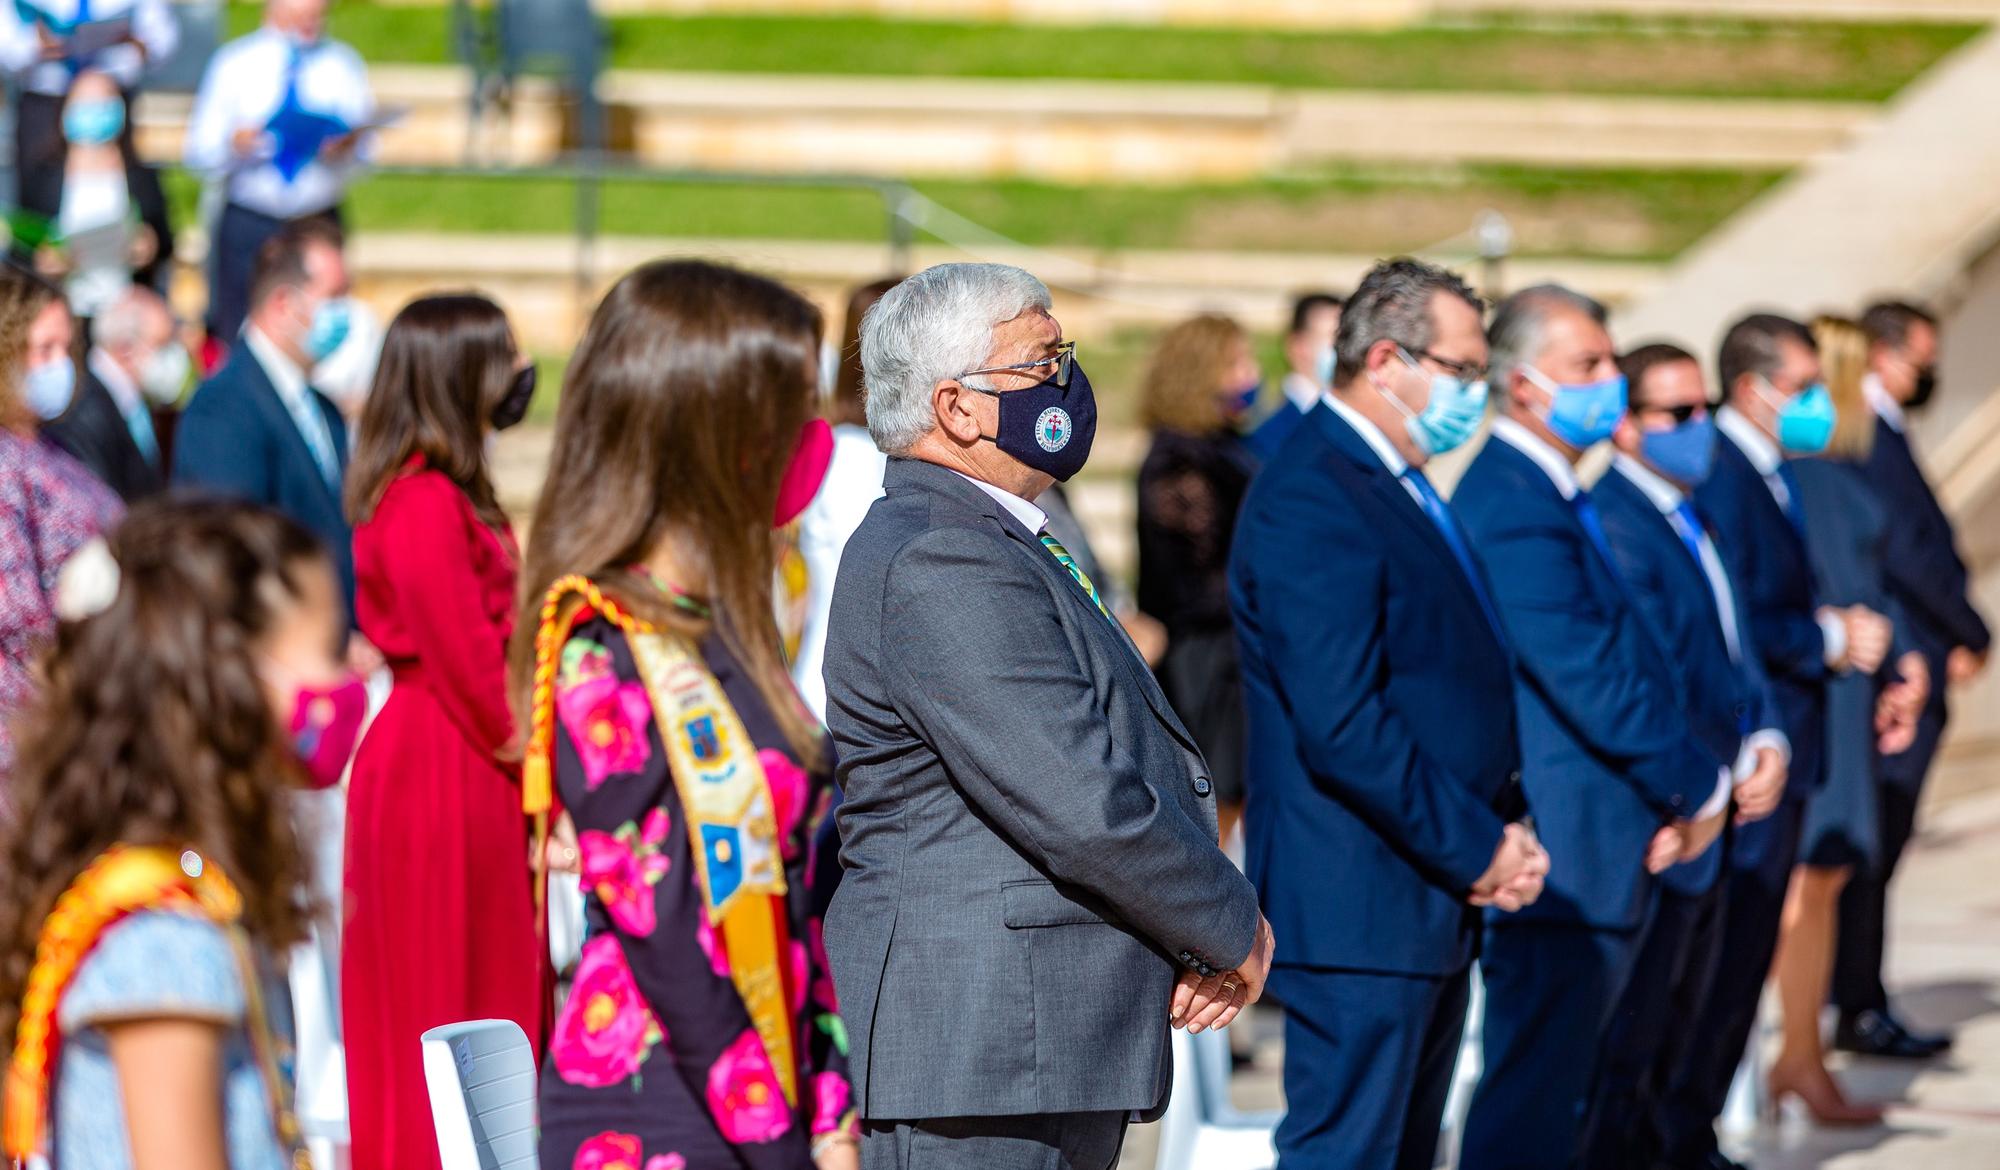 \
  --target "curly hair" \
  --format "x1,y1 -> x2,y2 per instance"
1140,314 -> 1249,436
0,499 -> 324,1052
0,264 -> 62,425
